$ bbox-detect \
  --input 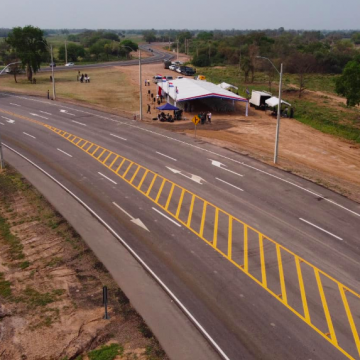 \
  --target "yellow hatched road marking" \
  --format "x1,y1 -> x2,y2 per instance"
137,170 -> 149,190
1,108 -> 359,360
295,257 -> 310,323
243,225 -> 248,272
176,189 -> 185,218
213,208 -> 219,248
155,179 -> 166,202
97,149 -> 106,160
165,184 -> 175,210
259,234 -> 267,287
187,195 -> 195,227
109,155 -> 119,169
116,158 -> 126,173
315,269 -> 338,345
276,245 -> 287,305
102,152 -> 112,164
339,285 -> 360,357
122,162 -> 133,178
228,216 -> 233,260
199,202 -> 207,237
130,165 -> 141,184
